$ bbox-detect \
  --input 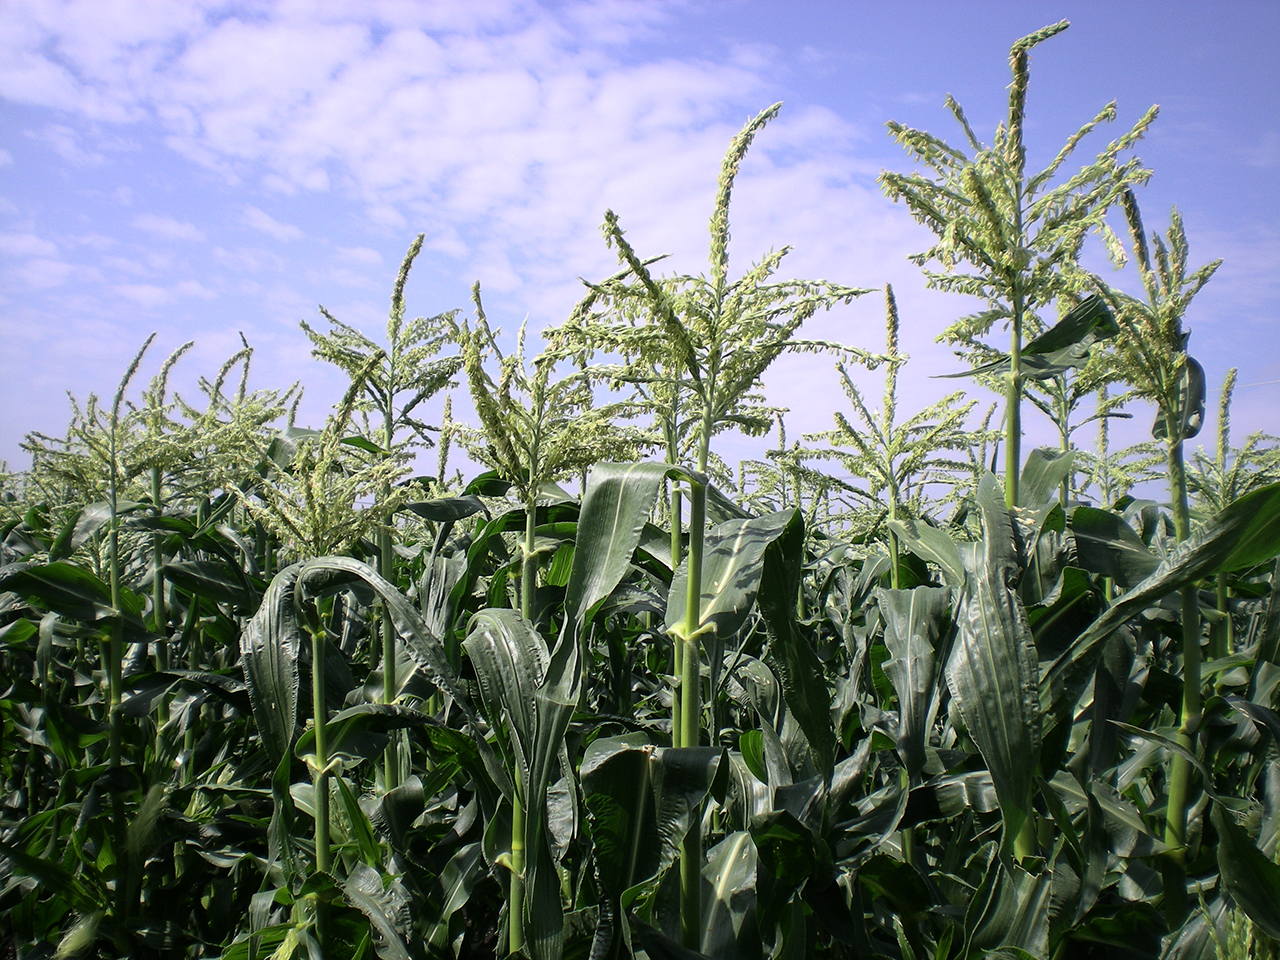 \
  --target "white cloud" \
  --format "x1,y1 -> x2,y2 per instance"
10,257 -> 75,288
113,278 -> 215,308
337,246 -> 383,266
242,205 -> 305,241
25,123 -> 105,166
0,148 -> 11,165
0,232 -> 58,257
131,213 -> 206,241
